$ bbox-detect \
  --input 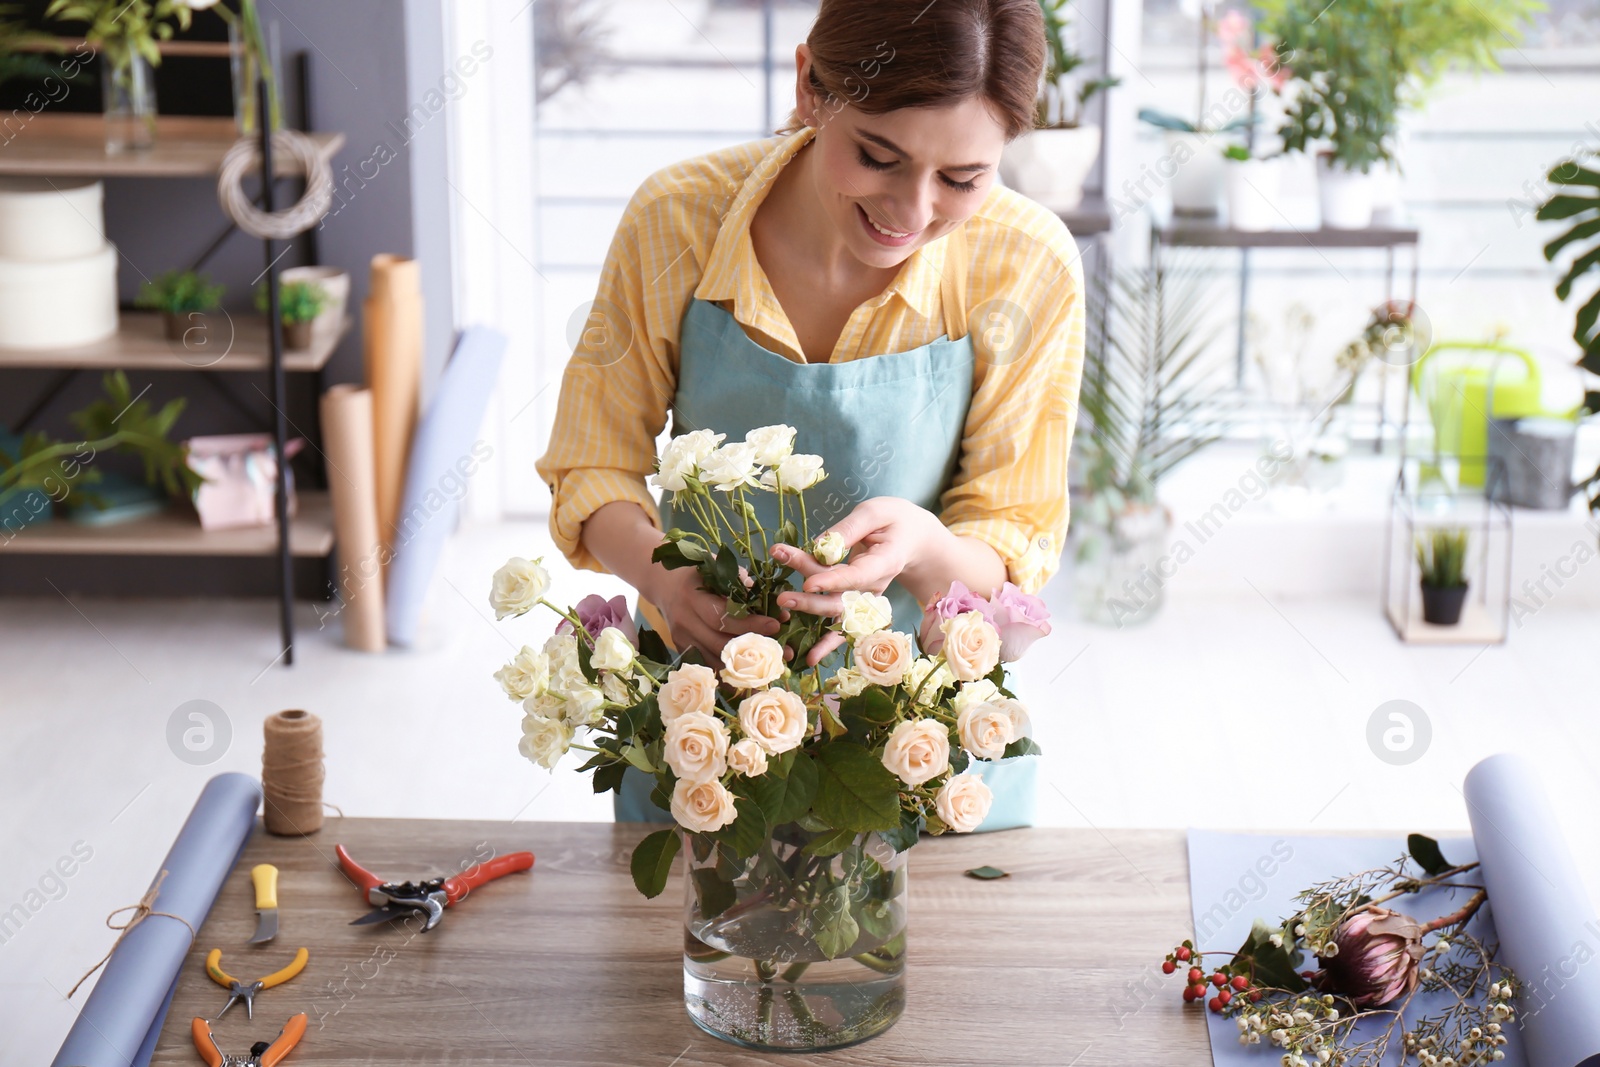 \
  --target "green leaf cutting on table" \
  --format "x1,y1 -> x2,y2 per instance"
965,865 -> 1010,880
